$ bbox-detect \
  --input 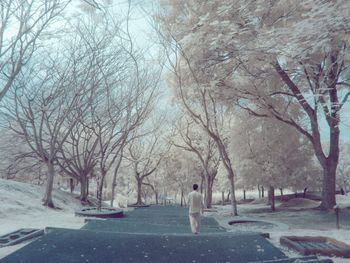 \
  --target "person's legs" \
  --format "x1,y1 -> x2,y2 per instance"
193,213 -> 200,233
189,213 -> 196,233
189,212 -> 200,234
